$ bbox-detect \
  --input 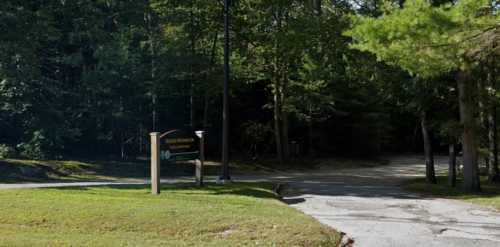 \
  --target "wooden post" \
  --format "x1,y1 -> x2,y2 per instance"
150,132 -> 160,195
196,131 -> 205,187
